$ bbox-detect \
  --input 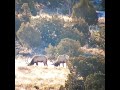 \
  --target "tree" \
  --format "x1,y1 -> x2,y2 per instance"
72,18 -> 90,45
56,38 -> 81,56
85,72 -> 105,90
99,25 -> 105,50
16,23 -> 42,48
76,60 -> 95,77
71,55 -> 105,77
101,0 -> 105,11
72,0 -> 98,25
65,74 -> 85,90
45,44 -> 57,56
89,25 -> 105,50
85,56 -> 105,74
16,0 -> 37,16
